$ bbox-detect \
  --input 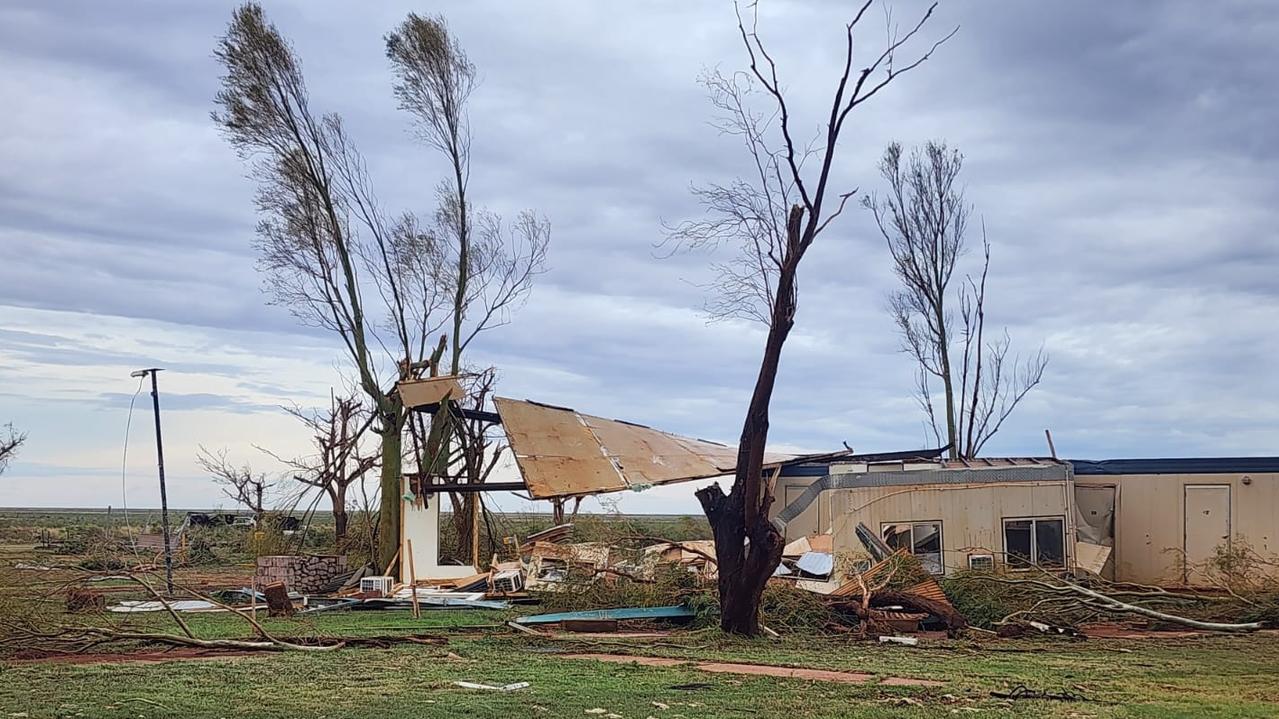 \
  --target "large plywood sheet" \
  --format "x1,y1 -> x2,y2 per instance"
495,397 -> 795,498
1075,541 -> 1113,575
399,376 -> 464,408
